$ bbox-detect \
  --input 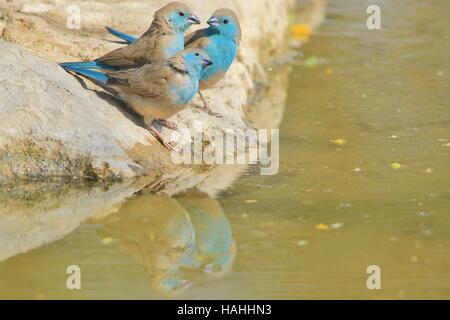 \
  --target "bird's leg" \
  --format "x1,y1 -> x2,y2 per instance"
193,91 -> 223,118
146,119 -> 175,151
149,126 -> 175,151
157,118 -> 178,130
